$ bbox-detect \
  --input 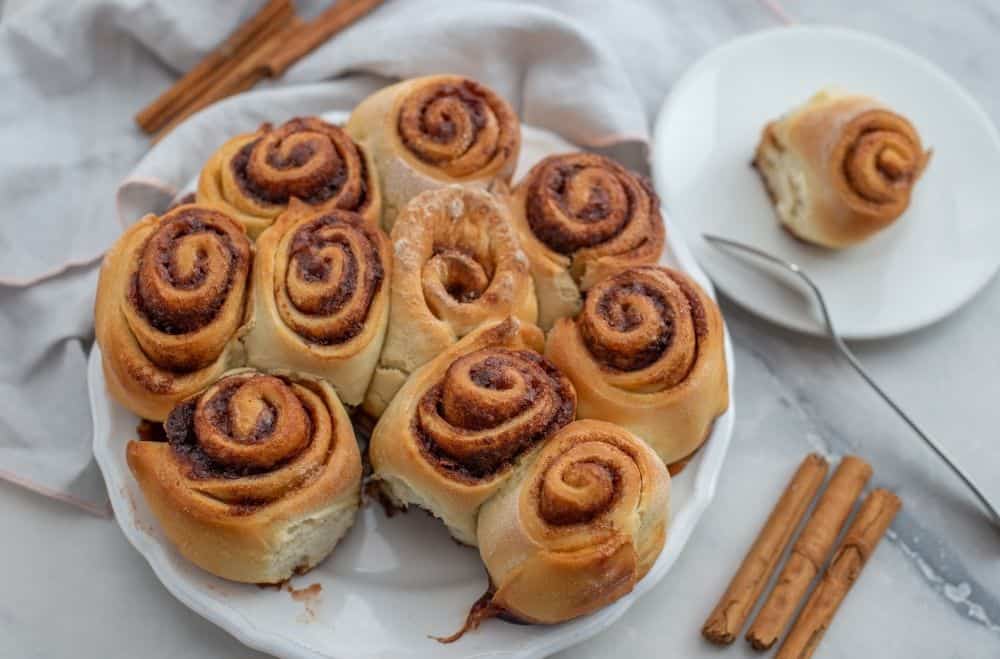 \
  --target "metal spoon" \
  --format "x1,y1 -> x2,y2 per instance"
703,233 -> 1000,525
